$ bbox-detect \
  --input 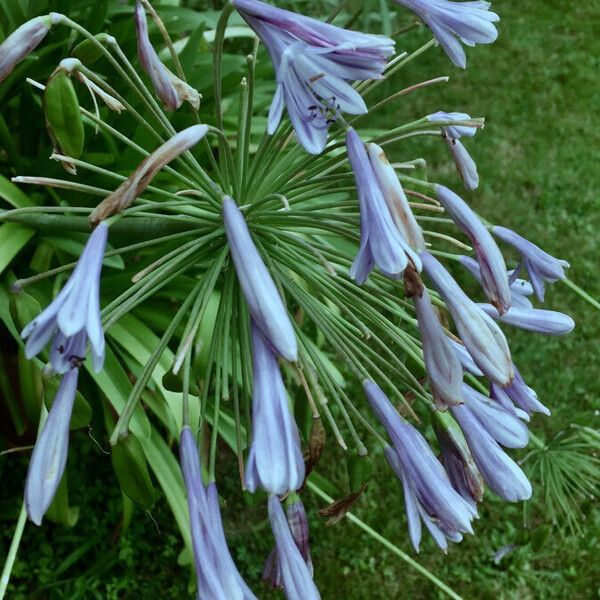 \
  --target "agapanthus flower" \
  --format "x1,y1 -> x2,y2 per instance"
134,1 -> 200,111
433,414 -> 484,508
245,322 -> 304,494
448,337 -> 483,376
233,0 -> 394,154
477,303 -> 575,335
492,225 -> 570,301
413,288 -> 463,408
366,142 -> 426,252
21,222 -> 108,373
0,13 -> 60,83
436,185 -> 510,313
268,495 -> 321,600
451,402 -> 532,502
25,368 -> 79,525
462,383 -> 529,448
364,380 -> 476,552
491,365 -> 550,416
427,111 -> 477,139
90,124 -> 208,224
394,0 -> 499,69
347,128 -> 422,284
459,255 -> 533,308
223,197 -> 297,361
179,426 -> 257,599
263,498 -> 313,589
421,252 -> 513,385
